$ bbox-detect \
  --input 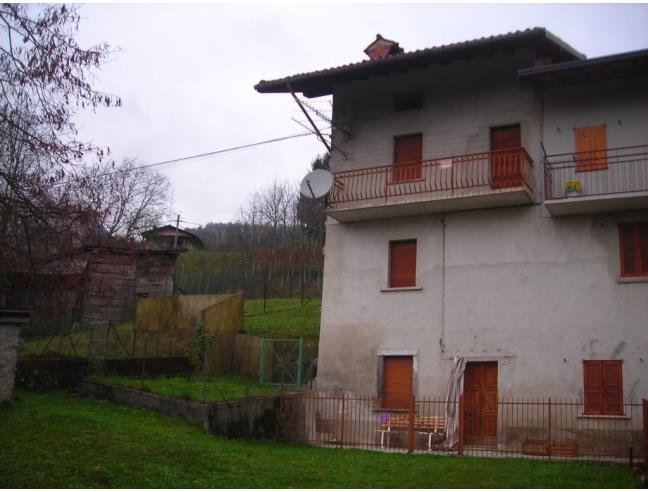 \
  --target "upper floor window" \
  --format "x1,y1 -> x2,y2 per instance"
574,125 -> 608,172
389,239 -> 417,288
619,222 -> 648,277
393,134 -> 422,182
394,92 -> 423,112
583,360 -> 623,416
